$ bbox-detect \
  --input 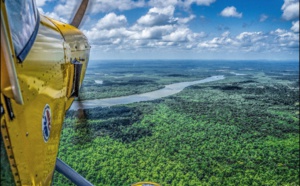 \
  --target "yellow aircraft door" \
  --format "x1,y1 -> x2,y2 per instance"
1,0 -> 90,185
